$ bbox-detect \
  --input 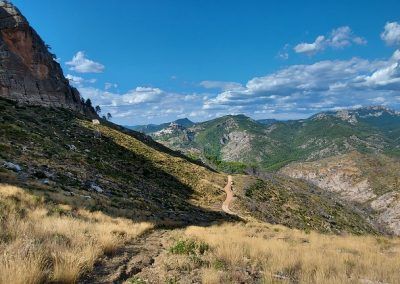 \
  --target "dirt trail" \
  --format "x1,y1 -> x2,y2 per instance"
80,229 -> 168,284
80,176 -> 236,283
222,175 -> 235,215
